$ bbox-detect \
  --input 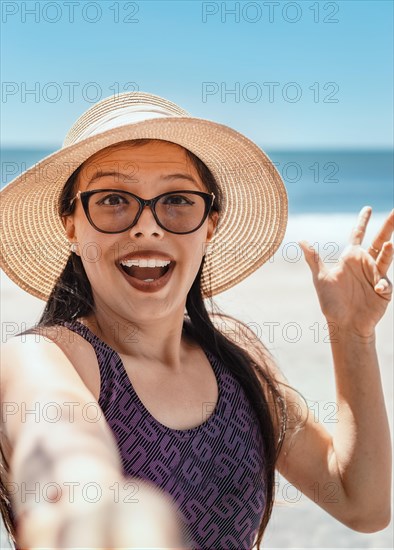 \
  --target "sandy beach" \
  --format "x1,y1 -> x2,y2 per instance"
1,214 -> 393,548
